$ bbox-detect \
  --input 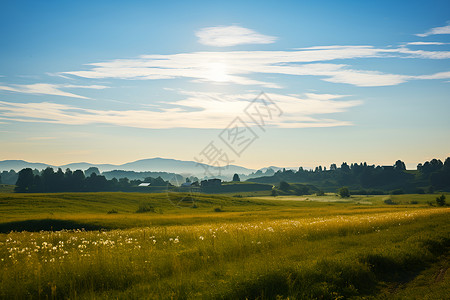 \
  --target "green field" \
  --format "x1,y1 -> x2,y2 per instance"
0,192 -> 448,299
